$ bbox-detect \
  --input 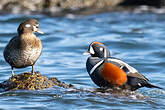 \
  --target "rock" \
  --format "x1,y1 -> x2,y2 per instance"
0,72 -> 148,99
0,0 -> 164,15
0,0 -> 124,15
0,72 -> 74,91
